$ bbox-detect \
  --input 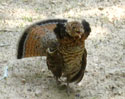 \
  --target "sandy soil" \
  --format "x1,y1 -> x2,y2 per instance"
0,0 -> 125,99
